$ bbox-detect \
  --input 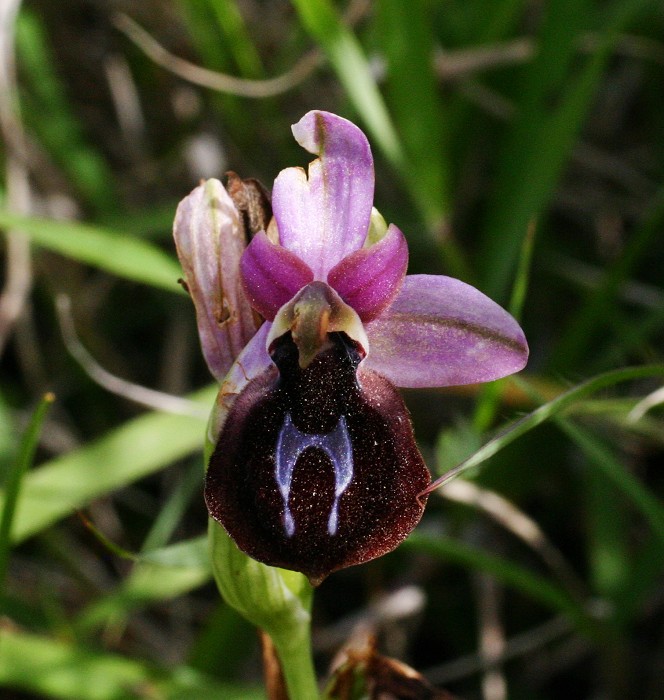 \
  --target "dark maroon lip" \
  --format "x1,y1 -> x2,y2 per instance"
205,332 -> 430,585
